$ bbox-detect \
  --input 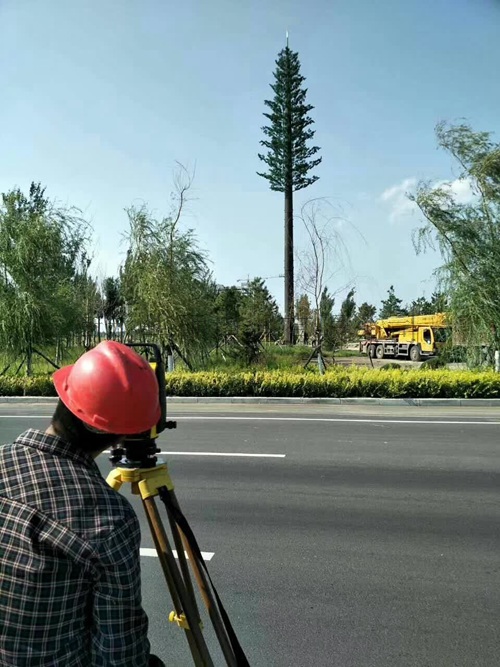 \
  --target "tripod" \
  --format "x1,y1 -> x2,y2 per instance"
106,459 -> 249,667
